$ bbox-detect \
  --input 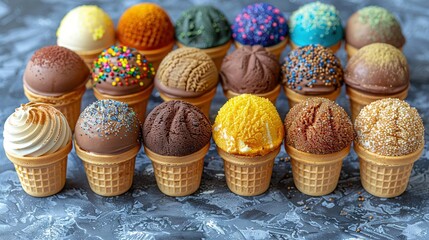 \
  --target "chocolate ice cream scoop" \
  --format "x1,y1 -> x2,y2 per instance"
220,46 -> 280,94
92,45 -> 155,96
282,44 -> 343,95
285,97 -> 354,154
143,100 -> 211,156
355,98 -> 424,156
75,99 -> 141,155
155,48 -> 218,98
23,46 -> 89,96
345,43 -> 409,95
